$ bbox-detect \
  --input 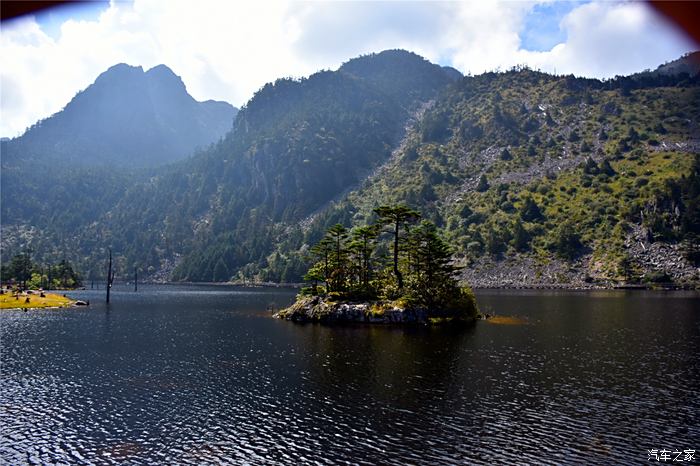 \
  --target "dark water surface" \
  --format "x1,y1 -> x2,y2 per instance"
1,285 -> 698,464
